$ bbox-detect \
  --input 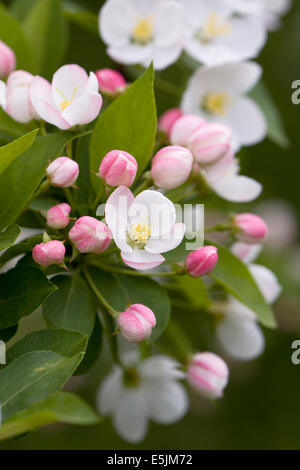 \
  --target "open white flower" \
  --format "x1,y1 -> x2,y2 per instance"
181,61 -> 267,150
105,186 -> 185,270
182,0 -> 266,66
203,150 -> 262,203
216,242 -> 282,360
97,354 -> 188,443
99,0 -> 184,70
